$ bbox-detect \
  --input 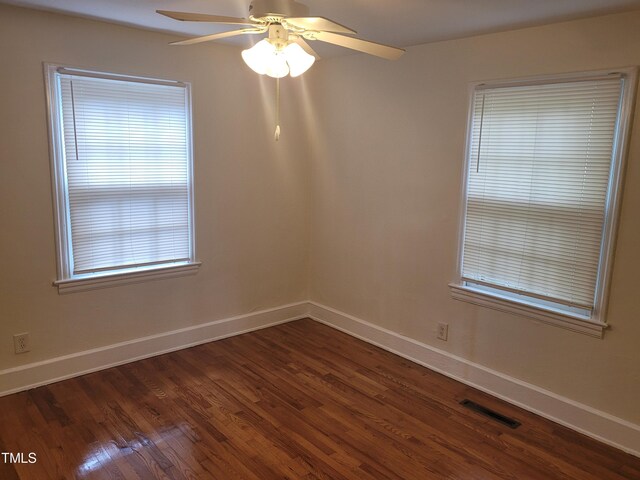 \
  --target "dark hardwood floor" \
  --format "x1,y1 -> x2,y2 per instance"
0,318 -> 638,479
